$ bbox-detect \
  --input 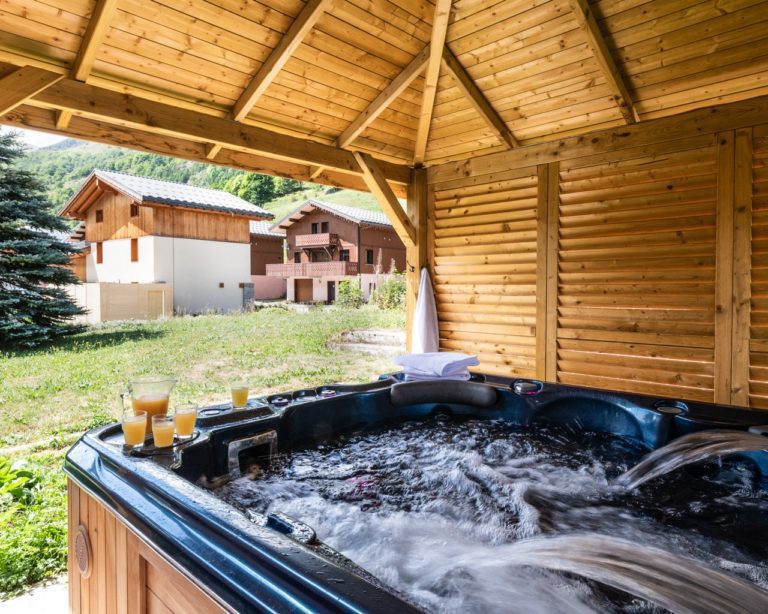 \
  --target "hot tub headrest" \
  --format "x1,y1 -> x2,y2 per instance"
390,380 -> 498,408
